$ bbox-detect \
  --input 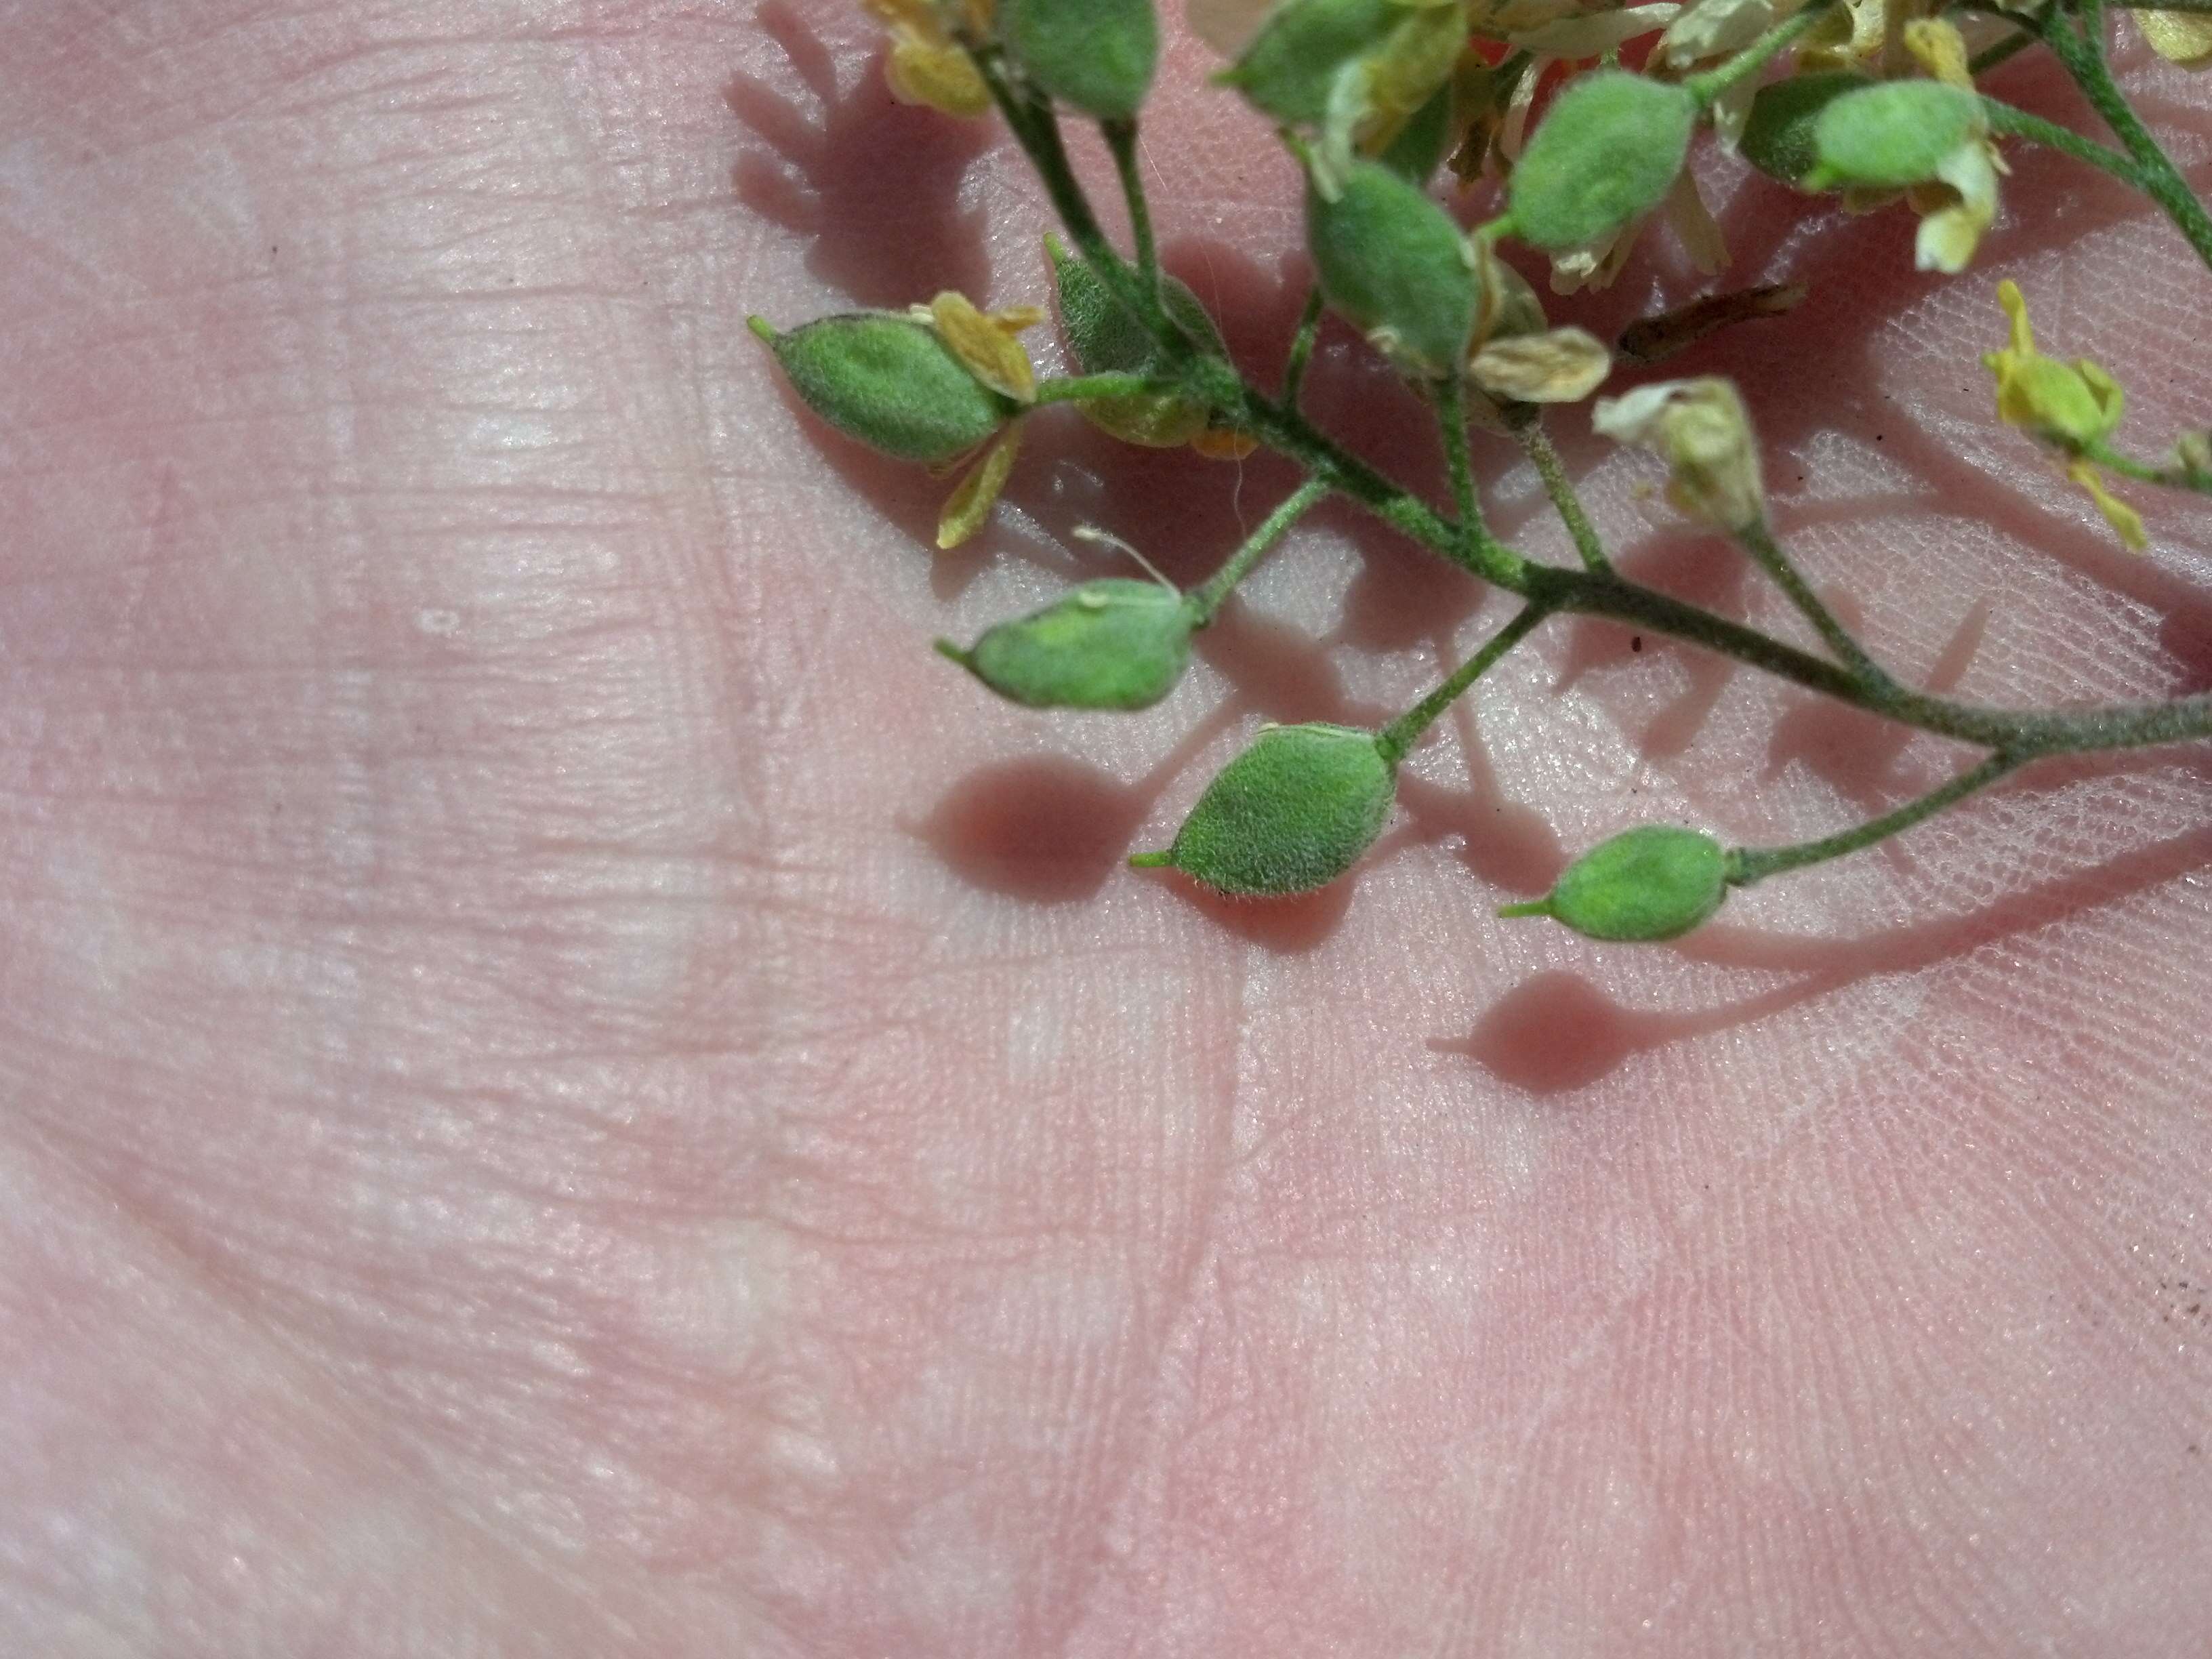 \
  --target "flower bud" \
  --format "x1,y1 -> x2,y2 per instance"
1740,70 -> 1870,190
1500,825 -> 1728,941
1132,722 -> 1397,895
1592,377 -> 1765,532
752,312 -> 1012,465
1506,70 -> 1698,252
1004,0 -> 1159,121
937,578 -> 1195,709
1048,234 -> 1225,449
1306,158 -> 1477,380
1803,79 -> 1983,191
